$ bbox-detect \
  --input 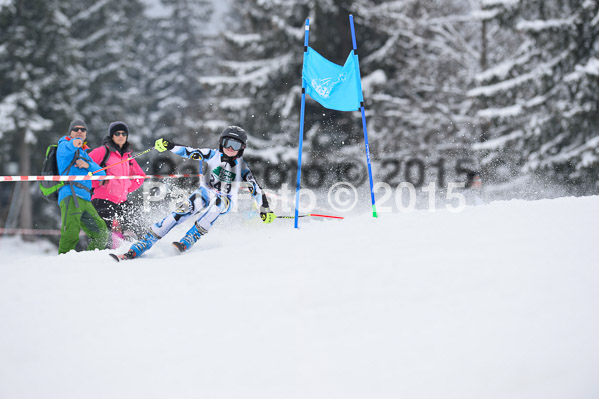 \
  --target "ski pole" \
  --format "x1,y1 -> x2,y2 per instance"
277,213 -> 344,220
90,147 -> 155,175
